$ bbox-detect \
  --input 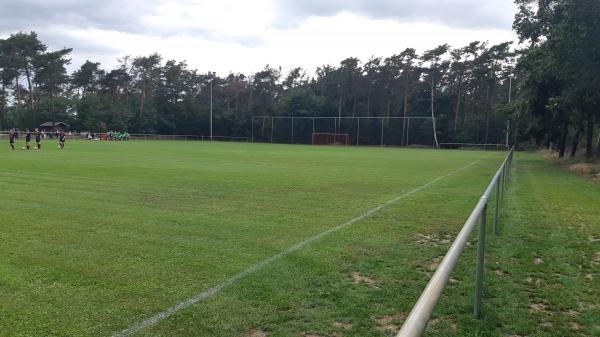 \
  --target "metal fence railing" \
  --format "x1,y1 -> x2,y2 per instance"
396,147 -> 514,337
0,131 -> 248,142
127,134 -> 248,142
439,143 -> 509,151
